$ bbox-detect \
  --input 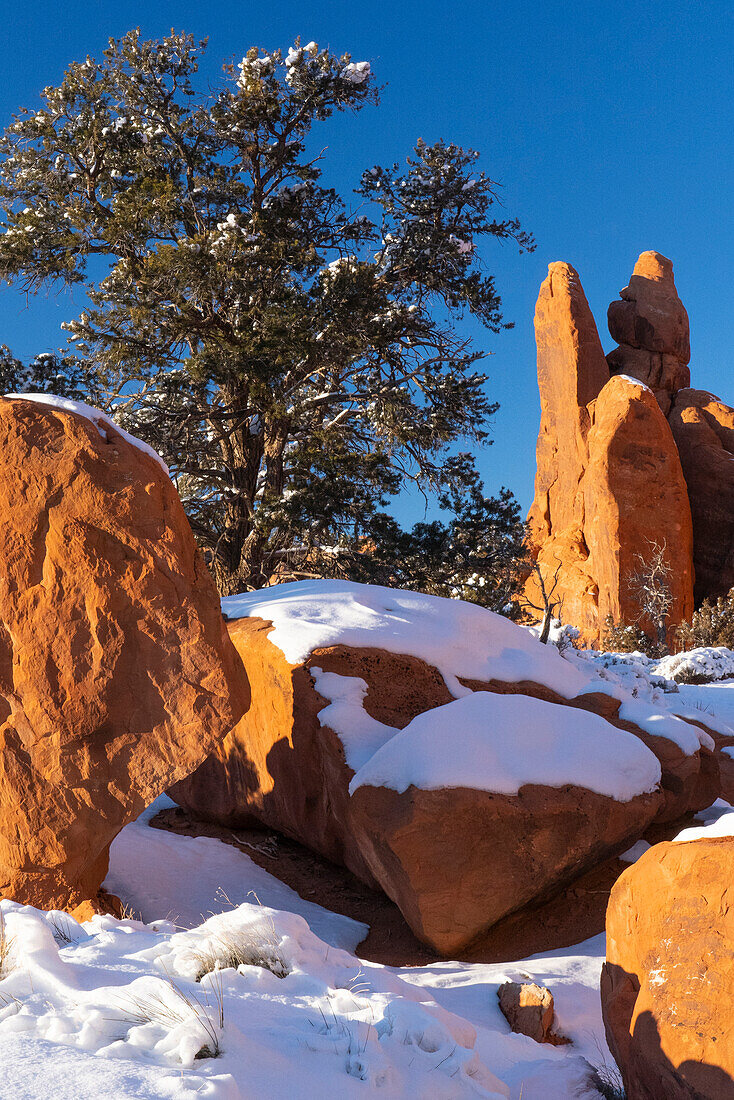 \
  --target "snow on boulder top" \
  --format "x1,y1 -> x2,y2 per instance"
222,579 -> 592,699
614,374 -> 653,392
4,393 -> 169,475
348,690 -> 662,802
673,808 -> 734,843
617,699 -> 713,754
